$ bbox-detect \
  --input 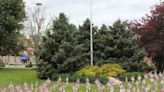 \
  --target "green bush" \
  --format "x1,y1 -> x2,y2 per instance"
0,61 -> 5,67
26,62 -> 33,68
73,72 -> 108,84
118,72 -> 144,81
79,64 -> 125,77
121,62 -> 155,72
51,72 -> 108,84
142,63 -> 155,72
